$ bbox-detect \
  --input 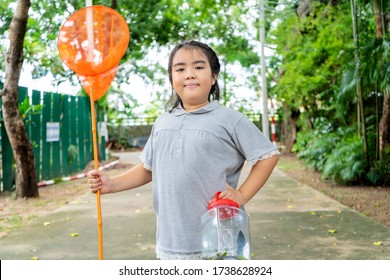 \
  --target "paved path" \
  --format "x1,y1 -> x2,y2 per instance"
0,151 -> 389,260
